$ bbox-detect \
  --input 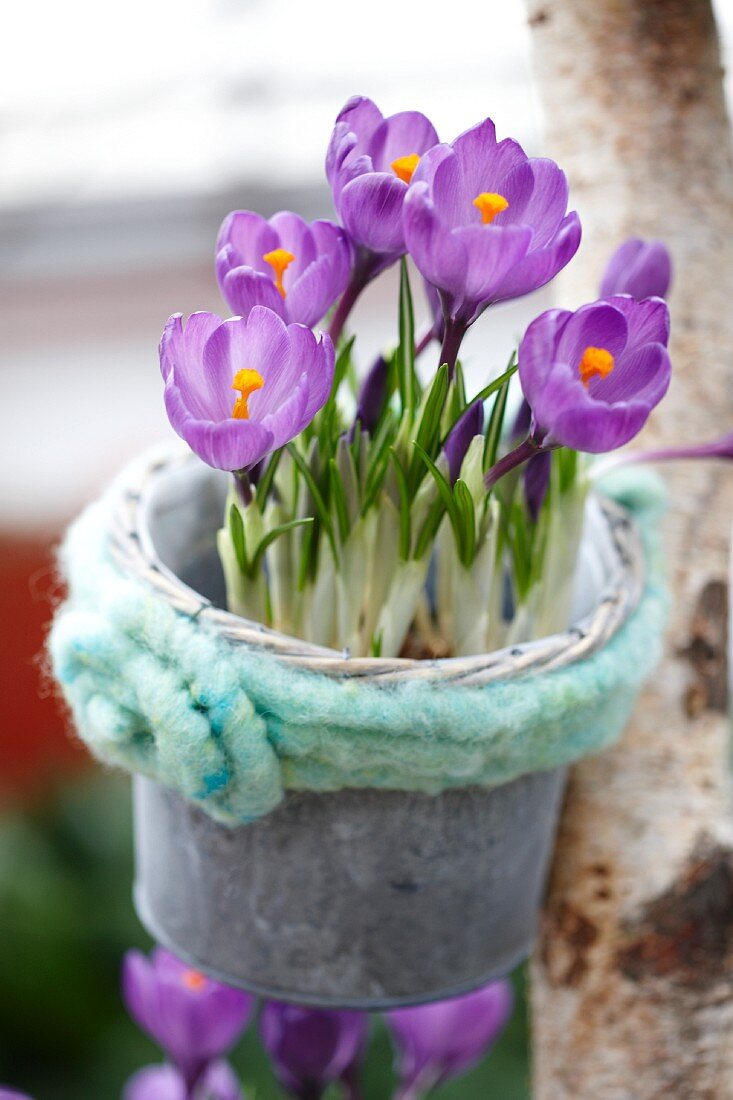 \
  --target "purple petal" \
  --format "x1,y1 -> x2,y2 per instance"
387,980 -> 513,1092
510,158 -> 569,248
607,294 -> 670,347
451,223 -> 533,303
0,1090 -> 35,1100
286,324 -> 335,422
286,255 -> 343,328
451,118 -> 527,202
123,1065 -> 186,1100
555,301 -> 629,365
366,110 -> 439,173
403,182 -> 468,296
339,171 -> 408,254
260,1002 -> 368,1098
491,211 -> 581,303
548,368 -> 652,451
207,310 -> 292,421
218,263 -> 286,322
600,238 -> 672,300
444,400 -> 484,484
330,95 -> 383,160
159,312 -> 223,384
354,354 -> 389,433
216,211 -> 279,273
259,371 -> 310,450
164,377 -> 274,470
517,308 -> 572,412
593,341 -> 671,406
